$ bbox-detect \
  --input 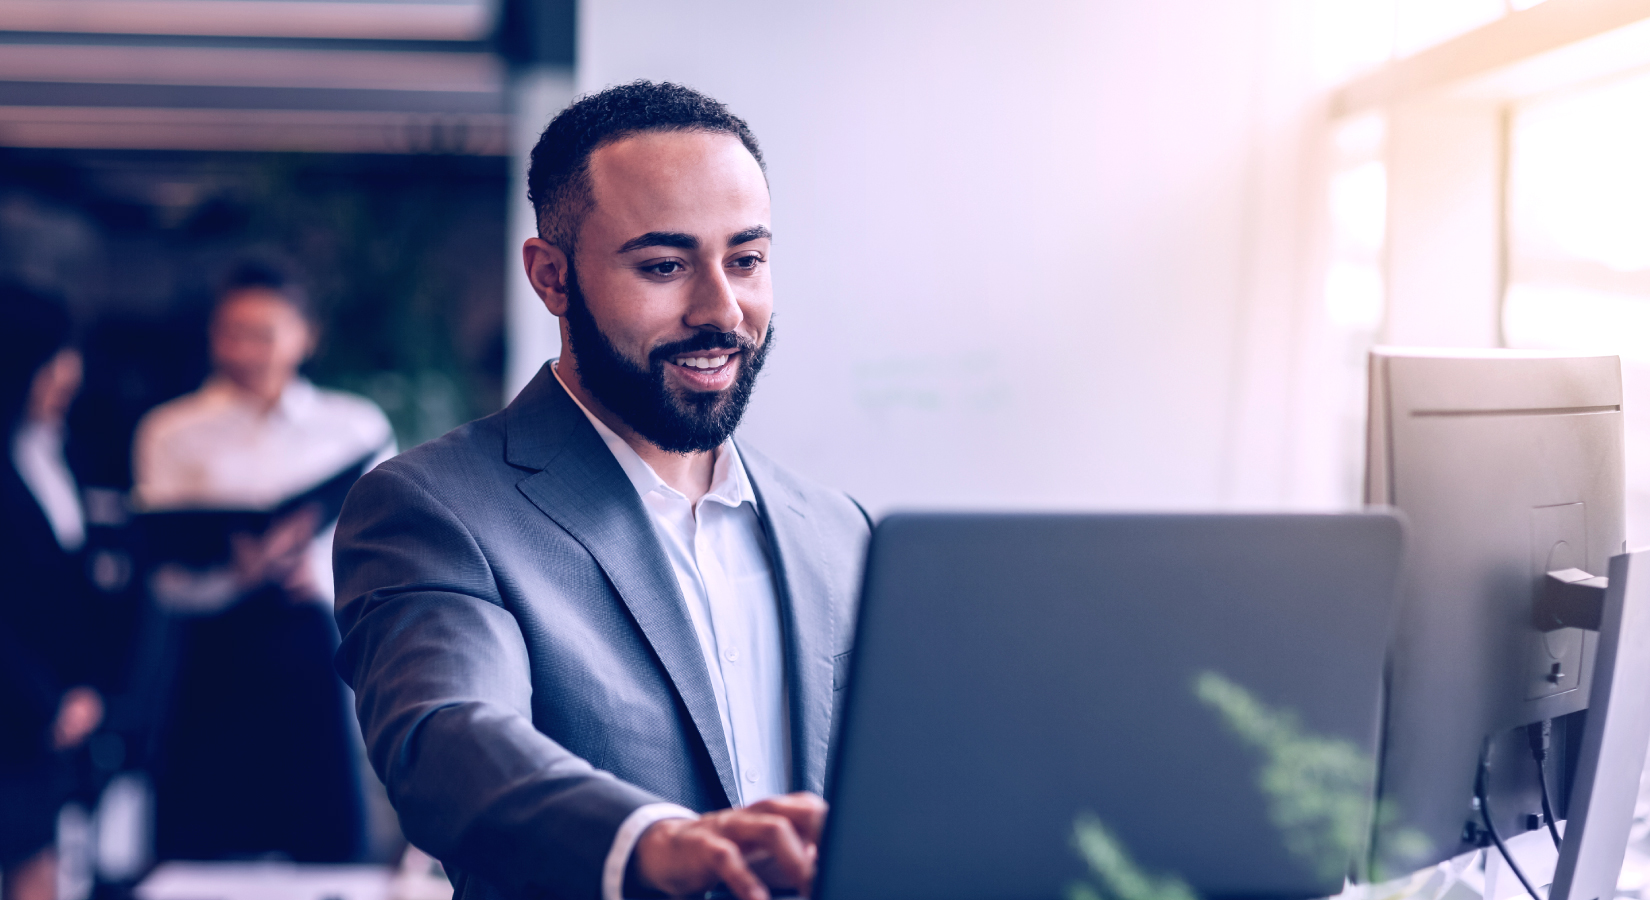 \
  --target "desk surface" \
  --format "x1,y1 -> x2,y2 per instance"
136,862 -> 394,900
